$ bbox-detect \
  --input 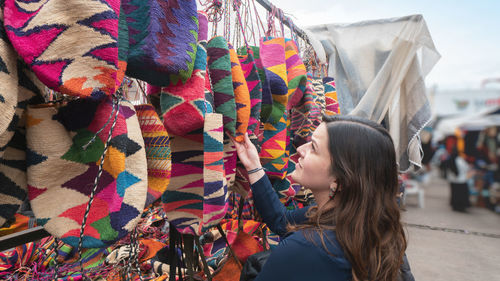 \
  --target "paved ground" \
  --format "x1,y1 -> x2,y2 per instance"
402,169 -> 500,281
